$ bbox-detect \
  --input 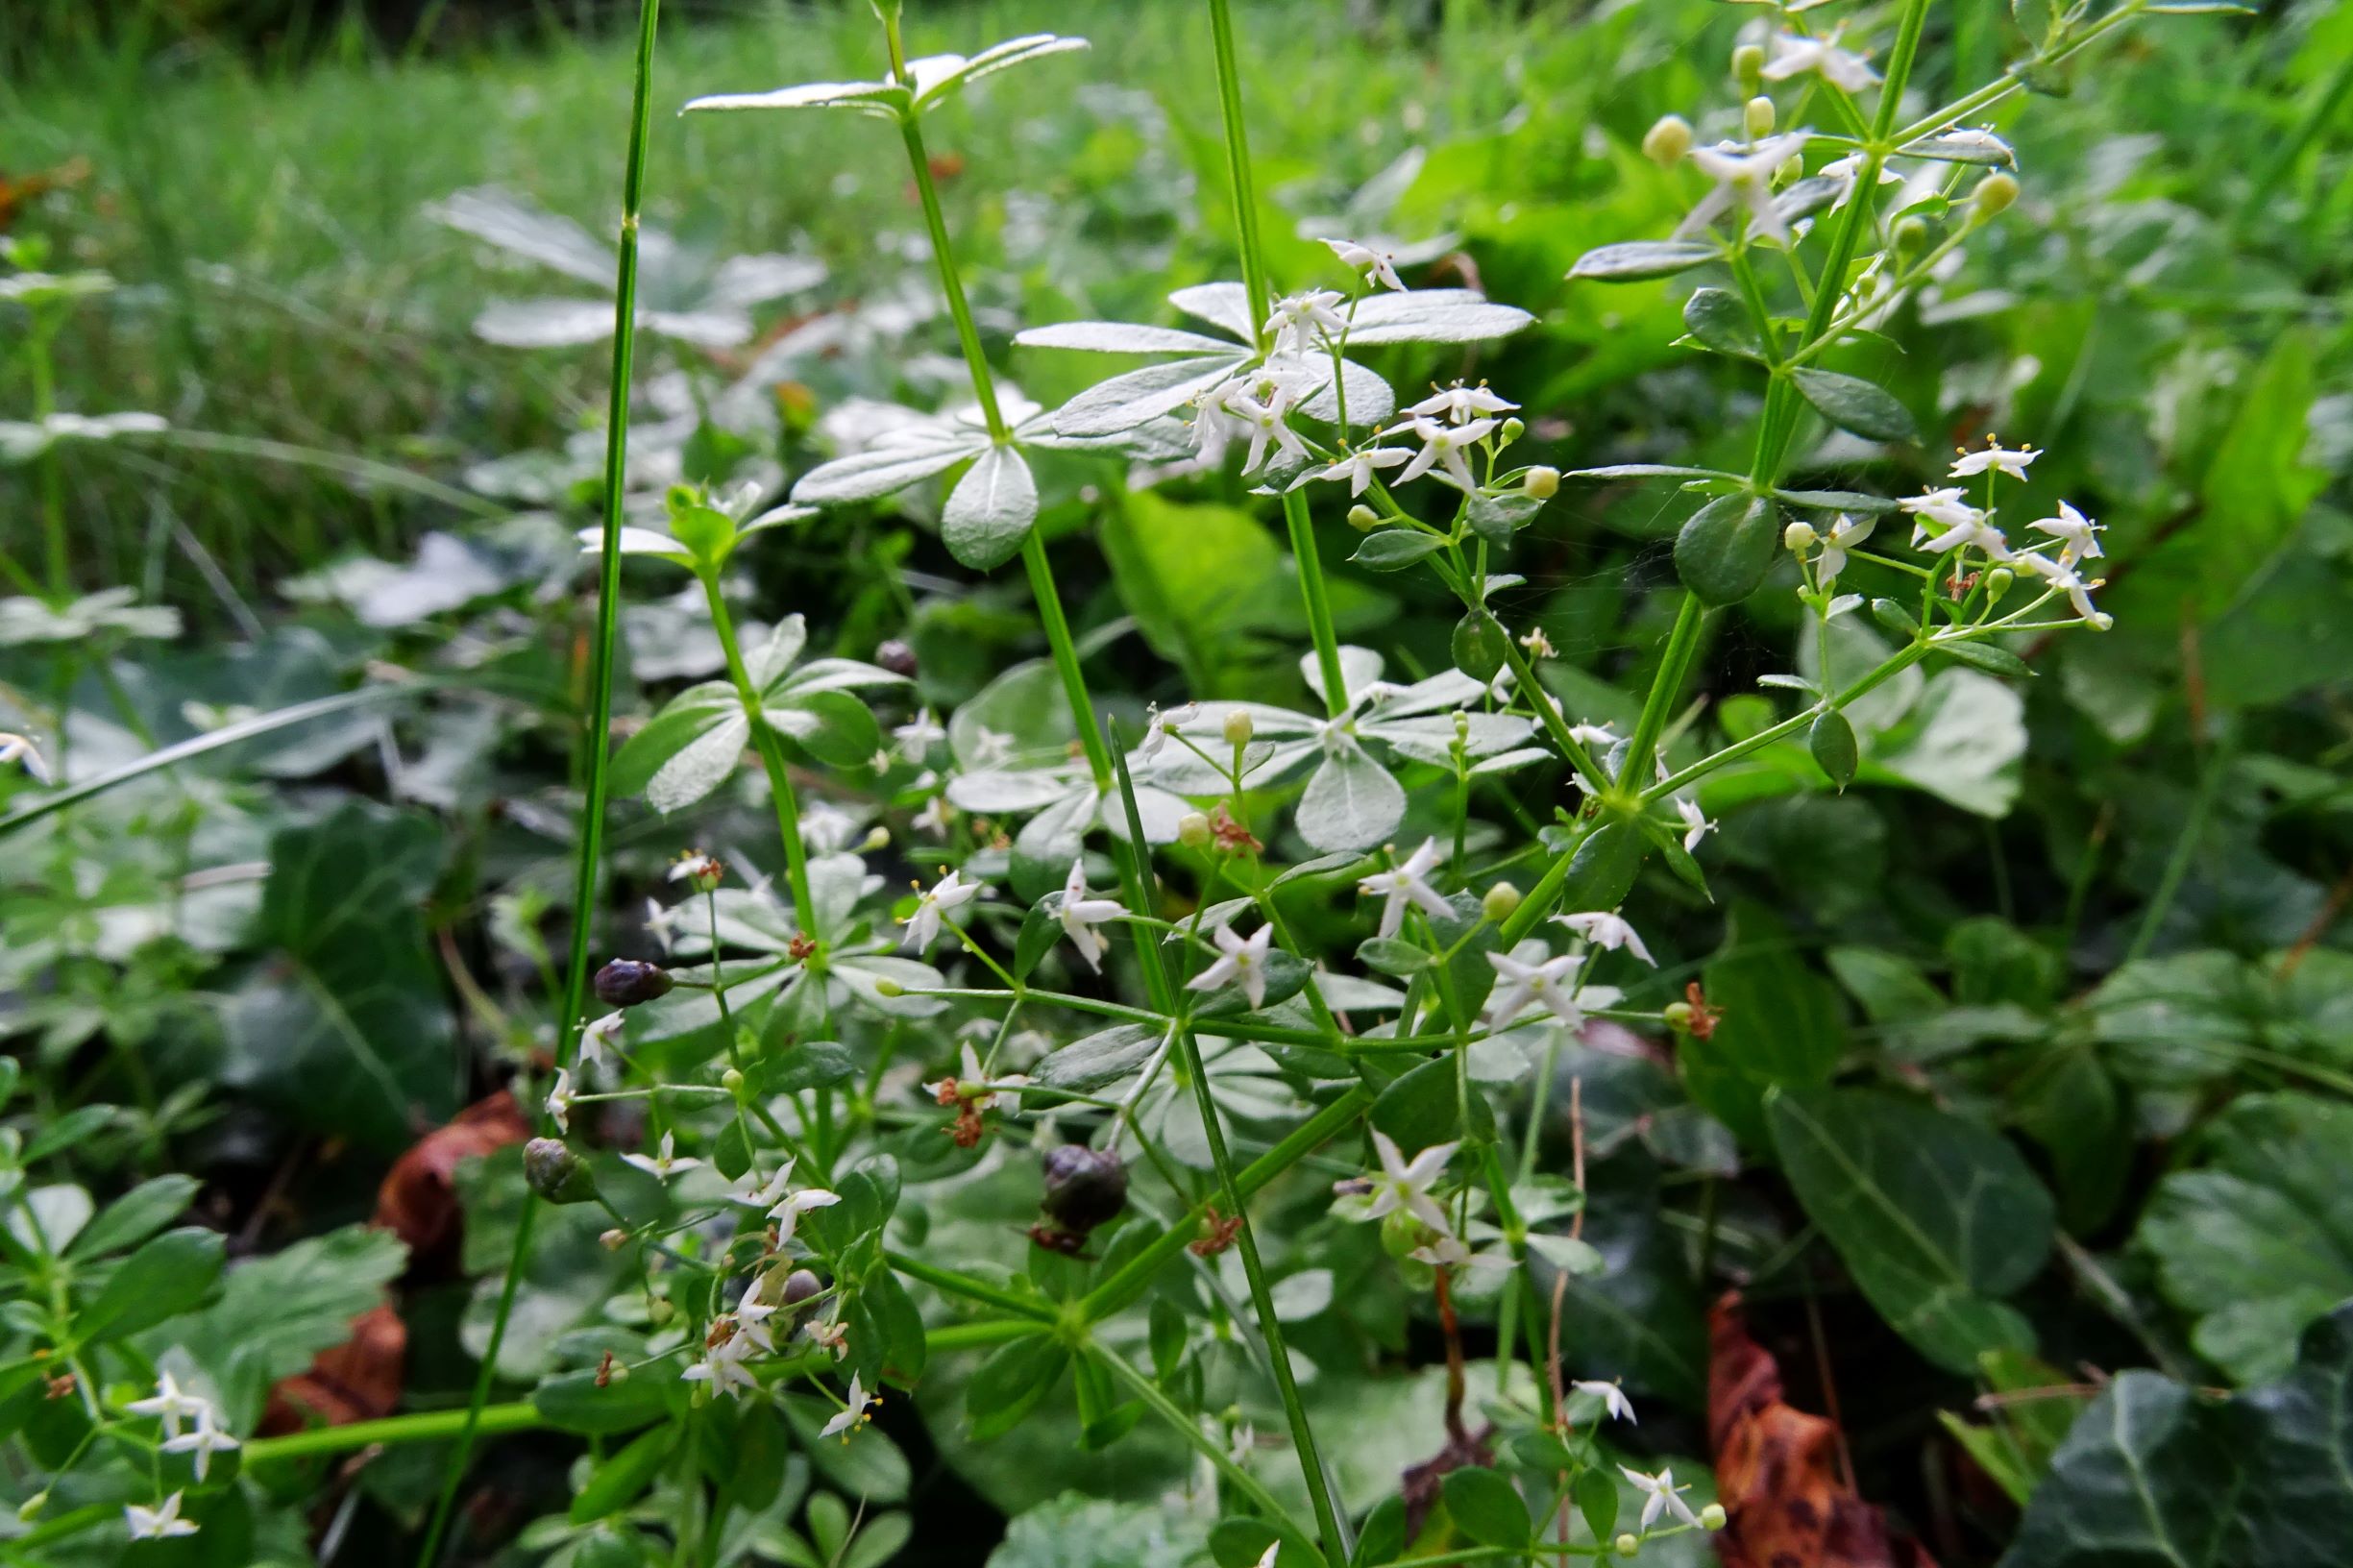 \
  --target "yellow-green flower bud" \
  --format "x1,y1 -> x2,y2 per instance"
1893,215 -> 1929,257
17,1492 -> 47,1522
1973,171 -> 2020,219
1663,1000 -> 1695,1034
1700,1504 -> 1728,1531
1177,811 -> 1212,848
722,1066 -> 746,1095
1732,42 -> 1765,95
871,976 -> 903,997
1783,520 -> 1819,551
1223,710 -> 1255,747
648,1298 -> 675,1326
1483,882 -> 1523,923
1615,1532 -> 1641,1559
1524,465 -> 1560,500
1500,416 -> 1526,444
1985,566 -> 2015,604
1642,114 -> 1693,167
1745,95 -> 1777,140
1346,502 -> 1382,531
